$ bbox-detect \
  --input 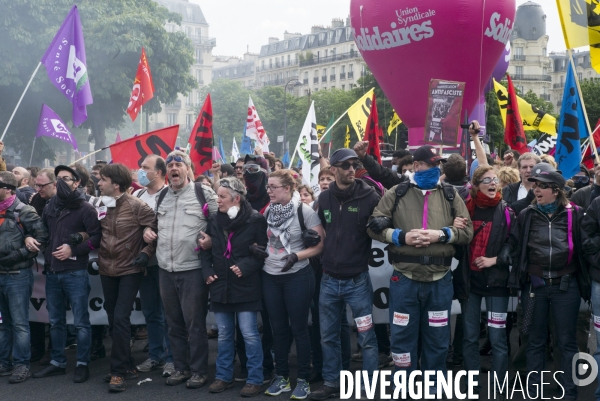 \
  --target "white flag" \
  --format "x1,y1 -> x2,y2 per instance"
245,96 -> 270,152
293,101 -> 320,196
232,138 -> 241,162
